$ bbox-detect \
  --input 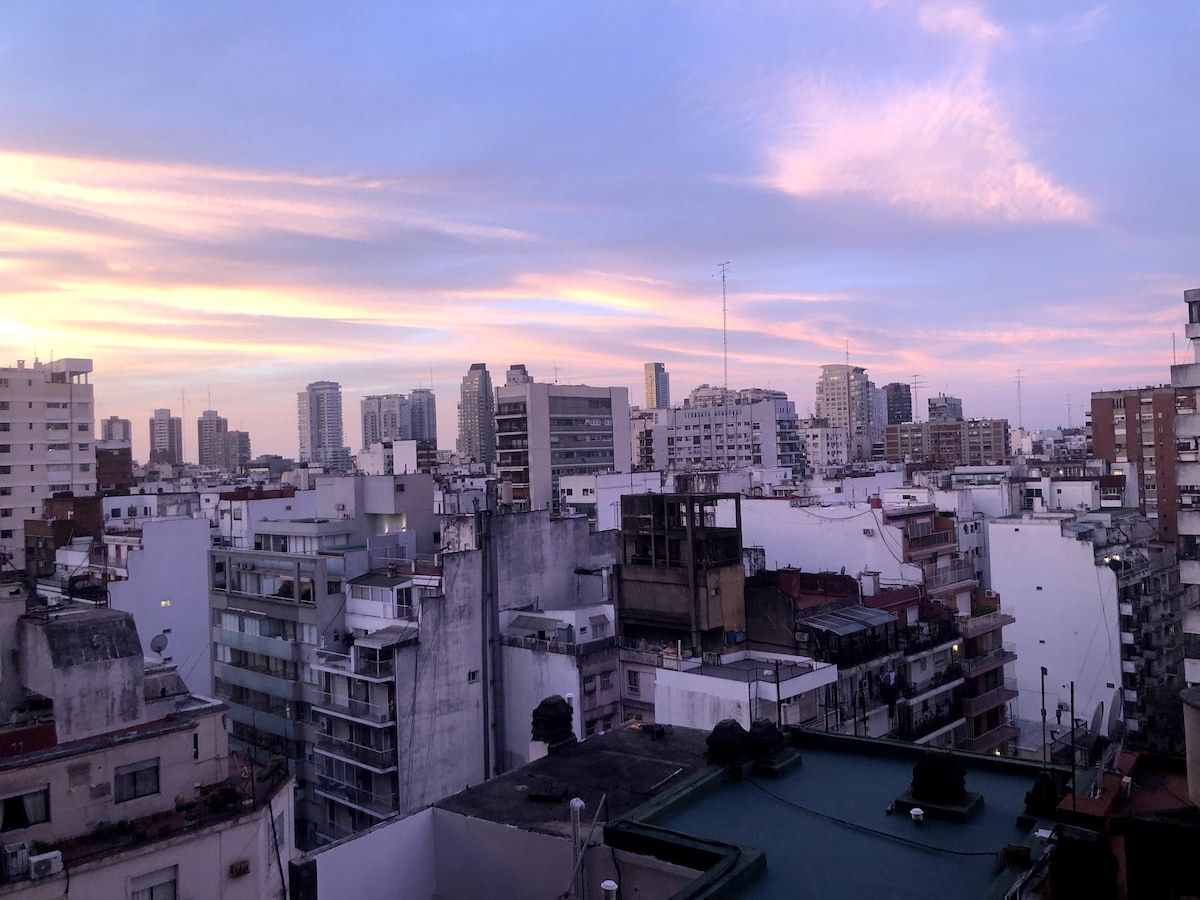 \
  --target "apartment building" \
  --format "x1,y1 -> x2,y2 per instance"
456,363 -> 495,466
298,382 -> 351,474
0,595 -> 294,899
100,414 -> 132,442
636,396 -> 802,475
814,364 -> 875,462
148,407 -> 183,465
644,362 -> 670,409
1169,289 -> 1200,689
495,373 -> 631,511
0,359 -> 95,572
